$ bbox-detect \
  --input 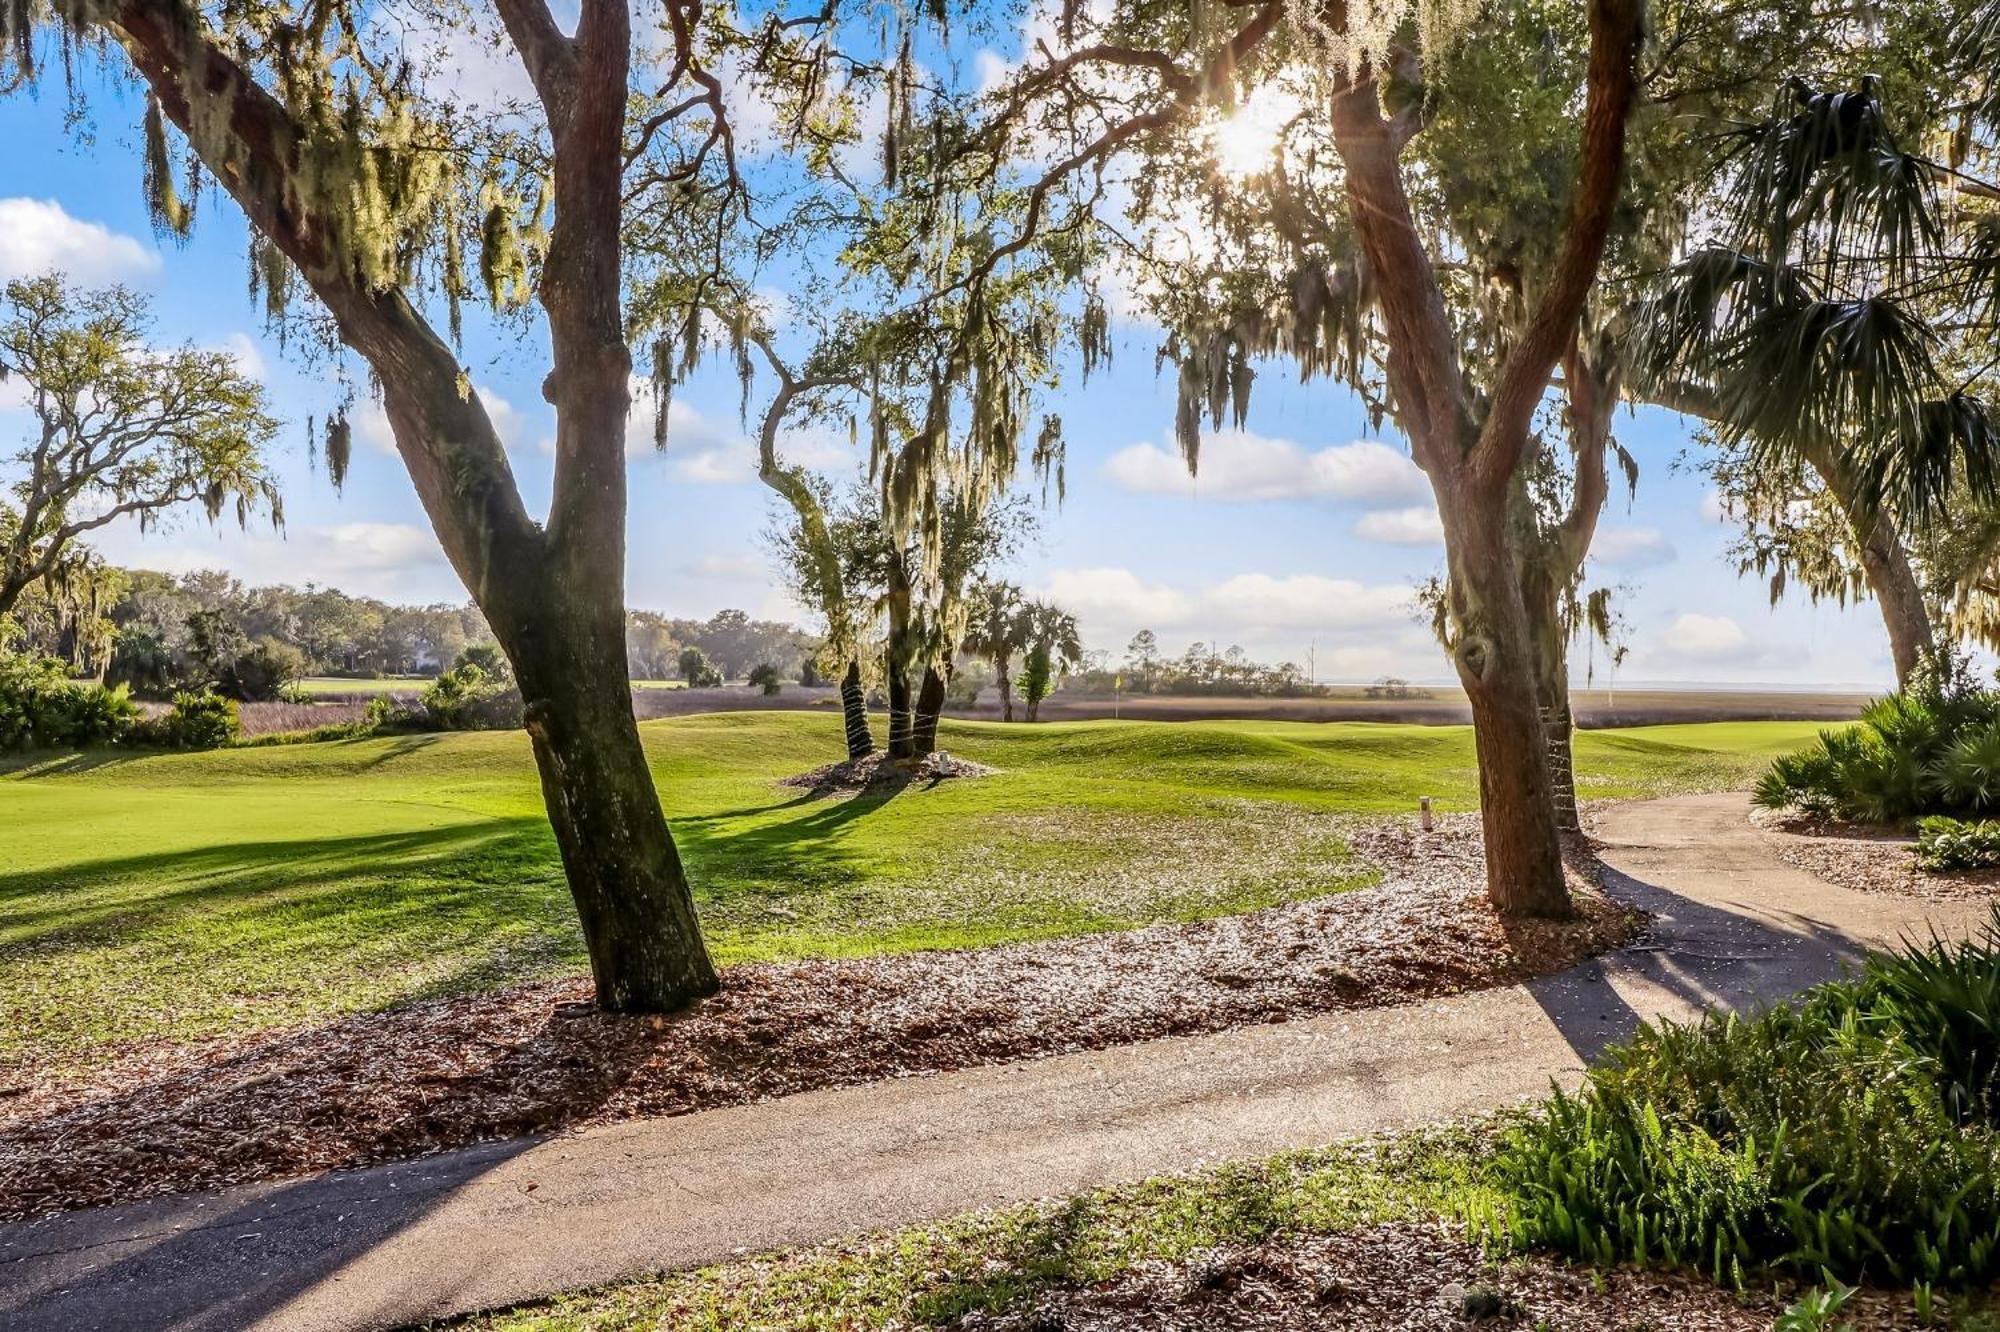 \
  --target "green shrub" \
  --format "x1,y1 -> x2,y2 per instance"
678,645 -> 722,687
0,650 -> 141,749
1486,914 -> 2000,1289
1917,816 -> 2000,872
420,664 -> 523,730
747,662 -> 783,696
144,691 -> 241,750
1753,649 -> 2000,824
